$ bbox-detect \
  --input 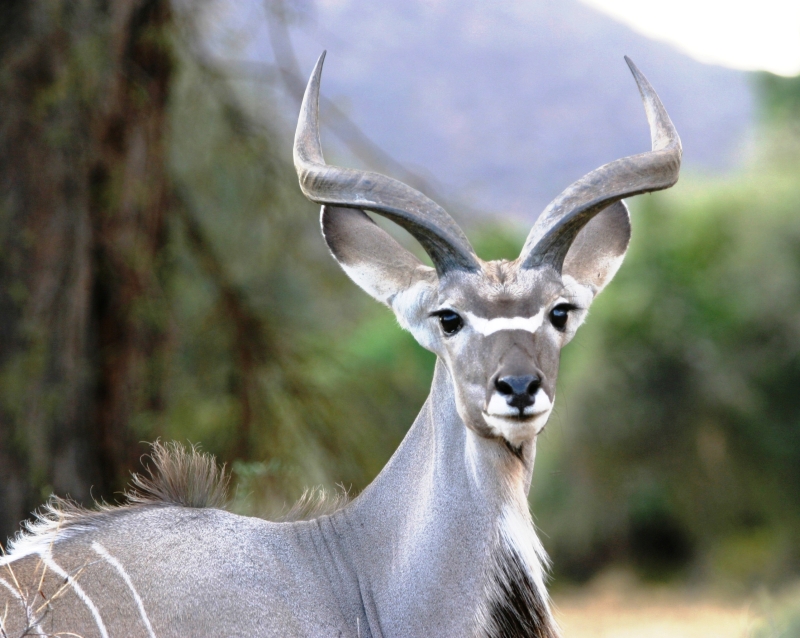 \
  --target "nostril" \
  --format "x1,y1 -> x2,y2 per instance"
495,376 -> 541,411
495,378 -> 514,396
